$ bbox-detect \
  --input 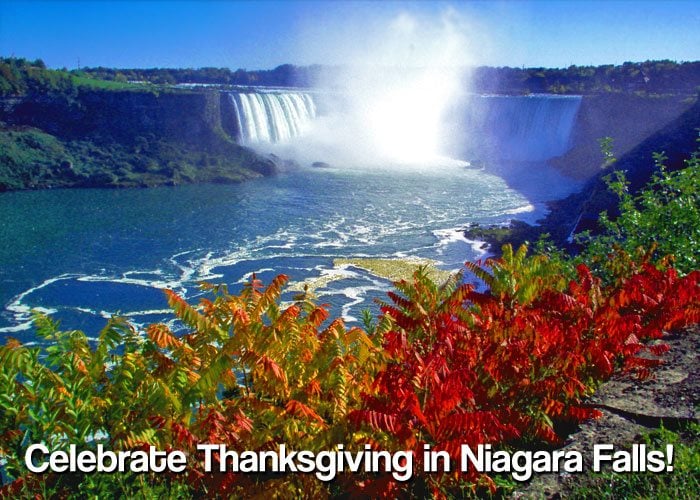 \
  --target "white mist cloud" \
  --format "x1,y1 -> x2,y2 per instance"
272,7 -> 480,168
